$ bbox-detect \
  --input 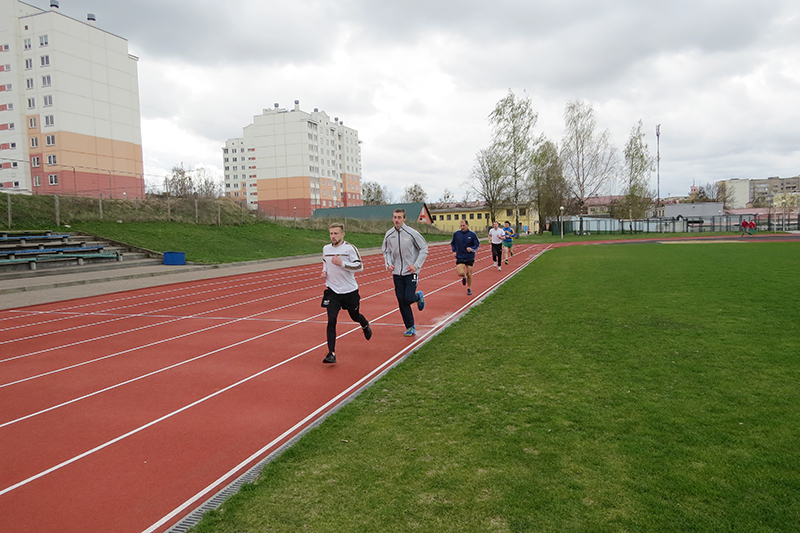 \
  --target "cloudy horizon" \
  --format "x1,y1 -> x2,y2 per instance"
36,0 -> 800,202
